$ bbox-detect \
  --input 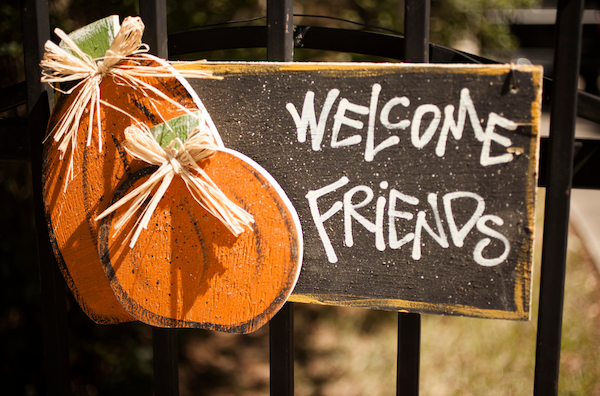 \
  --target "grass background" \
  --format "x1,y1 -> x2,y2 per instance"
175,187 -> 600,396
